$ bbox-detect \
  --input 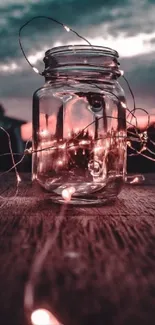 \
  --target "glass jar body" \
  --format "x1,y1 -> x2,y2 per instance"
32,47 -> 127,205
